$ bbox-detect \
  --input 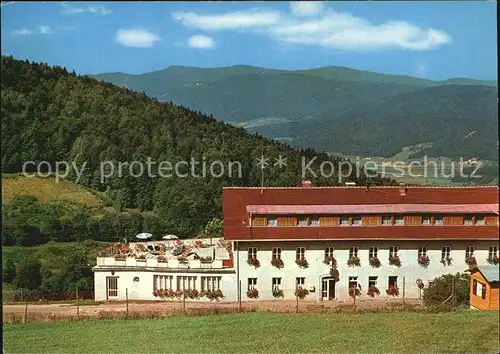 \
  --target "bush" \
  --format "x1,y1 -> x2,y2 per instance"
3,258 -> 16,283
423,273 -> 470,308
